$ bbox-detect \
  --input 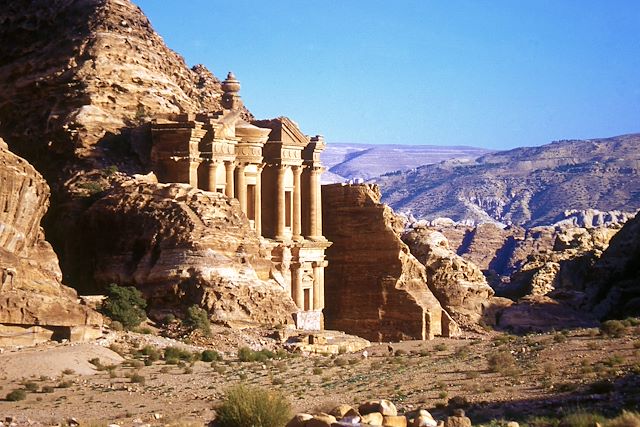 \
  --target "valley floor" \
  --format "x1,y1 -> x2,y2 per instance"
0,326 -> 638,426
